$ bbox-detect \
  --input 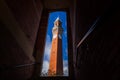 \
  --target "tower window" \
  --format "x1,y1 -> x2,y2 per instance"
41,11 -> 68,76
